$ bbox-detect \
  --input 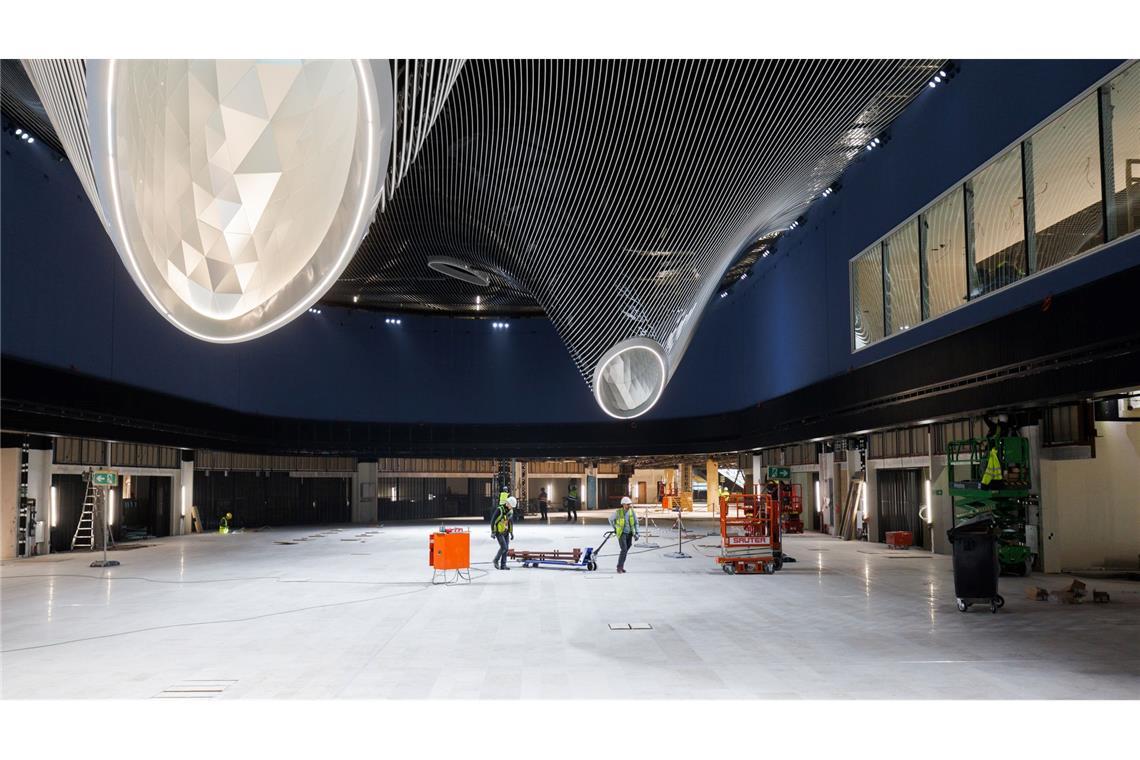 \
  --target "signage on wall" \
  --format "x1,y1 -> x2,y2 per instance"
92,470 -> 118,487
766,466 -> 791,479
